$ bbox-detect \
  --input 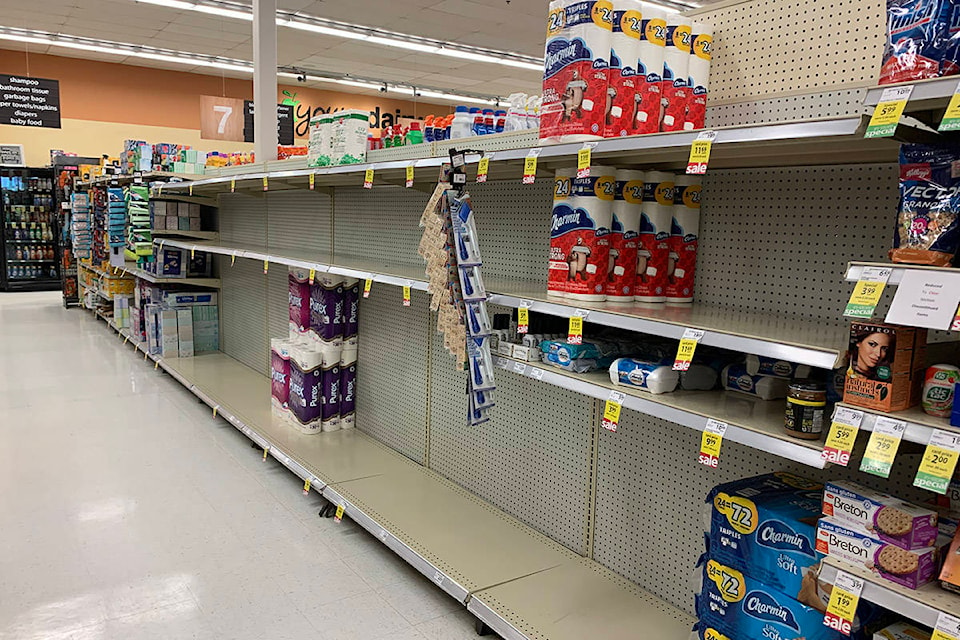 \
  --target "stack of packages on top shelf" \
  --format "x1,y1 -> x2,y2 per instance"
105,187 -> 126,264
307,110 -> 370,168
70,192 -> 92,260
125,185 -> 151,261
548,167 -> 701,304
880,0 -> 960,84
540,0 -> 713,143
122,140 -> 152,174
271,268 -> 359,435
698,473 -> 886,640
419,167 -> 495,425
